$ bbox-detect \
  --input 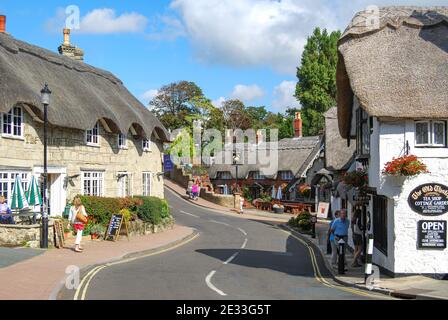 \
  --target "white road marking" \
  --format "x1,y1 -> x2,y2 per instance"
205,271 -> 227,296
241,238 -> 248,249
237,228 -> 247,236
180,210 -> 199,218
208,219 -> 230,227
223,252 -> 239,265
